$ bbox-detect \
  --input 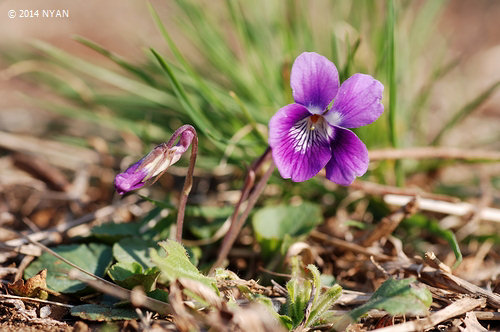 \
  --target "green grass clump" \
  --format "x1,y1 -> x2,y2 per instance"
6,0 -> 484,180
